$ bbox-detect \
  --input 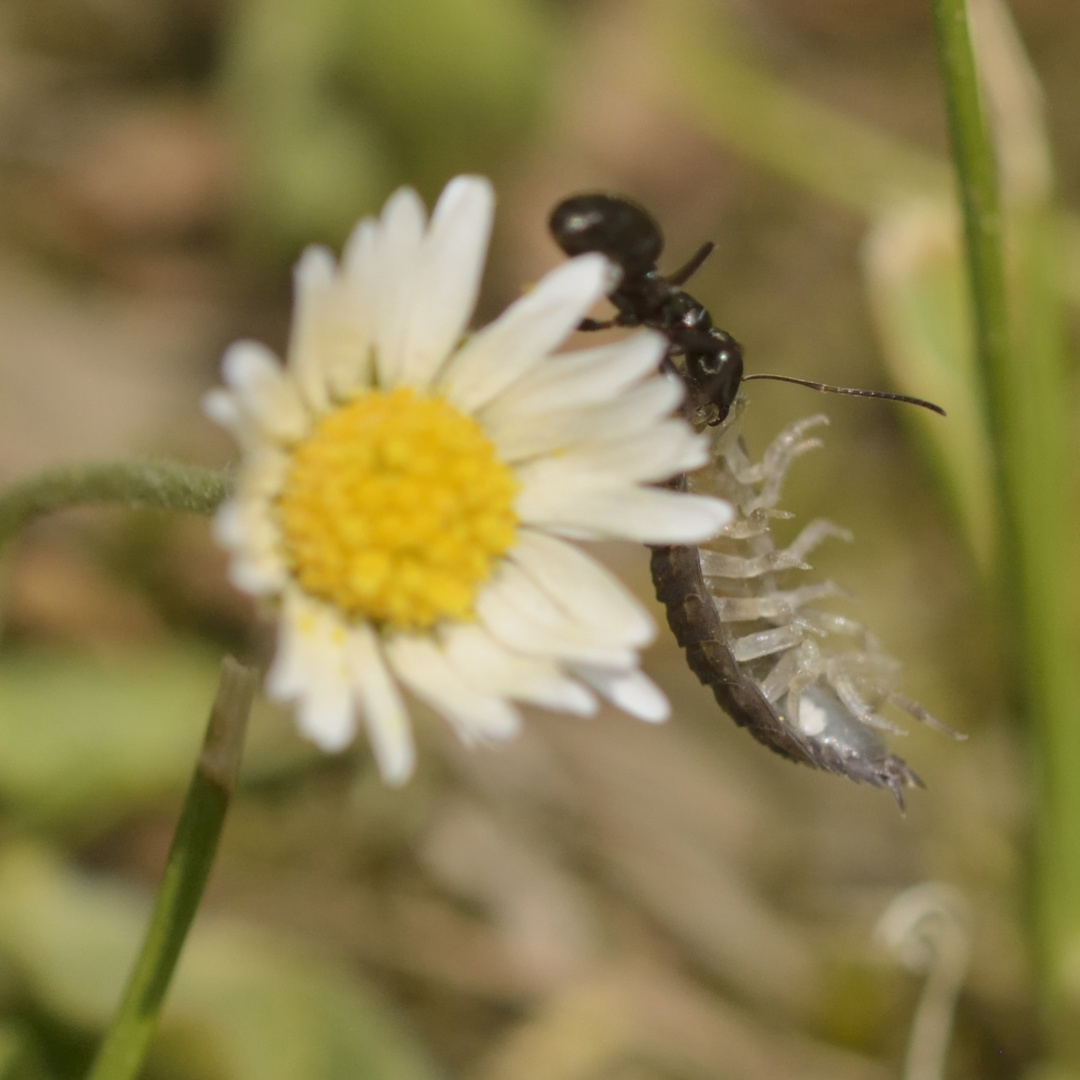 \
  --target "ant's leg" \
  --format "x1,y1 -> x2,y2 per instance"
666,242 -> 715,286
578,317 -> 619,332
